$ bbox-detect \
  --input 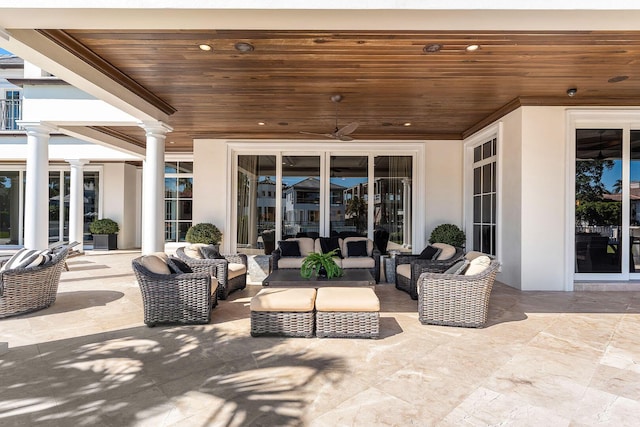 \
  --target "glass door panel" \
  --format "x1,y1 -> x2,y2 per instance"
0,171 -> 20,245
575,129 -> 623,273
48,172 -> 62,243
237,155 -> 277,254
630,131 -> 640,272
282,156 -> 321,239
374,155 -> 412,253
329,156 -> 368,237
